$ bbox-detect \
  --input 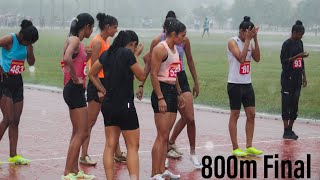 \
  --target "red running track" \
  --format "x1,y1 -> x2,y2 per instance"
0,88 -> 319,180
